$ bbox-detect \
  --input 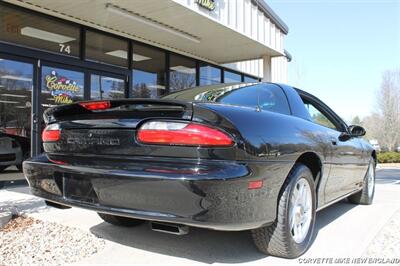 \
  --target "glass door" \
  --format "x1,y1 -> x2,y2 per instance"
39,63 -> 85,151
41,64 -> 84,108
0,55 -> 34,185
